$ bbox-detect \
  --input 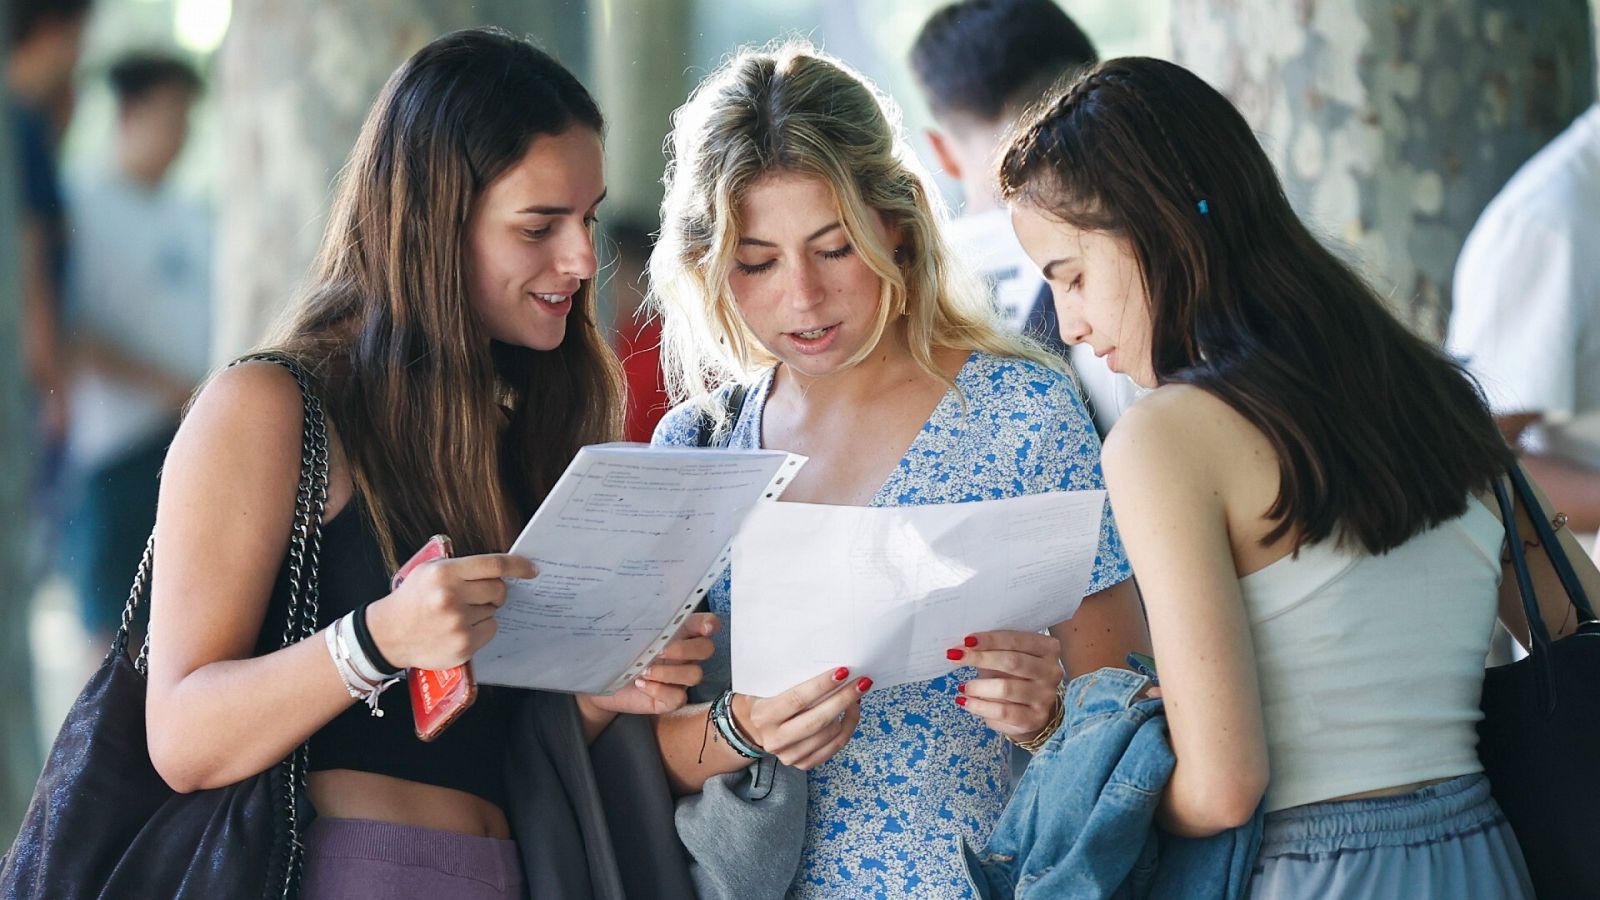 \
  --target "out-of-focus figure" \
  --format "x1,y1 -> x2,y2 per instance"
60,51 -> 210,647
6,0 -> 92,576
909,0 -> 1138,436
1449,104 -> 1600,536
